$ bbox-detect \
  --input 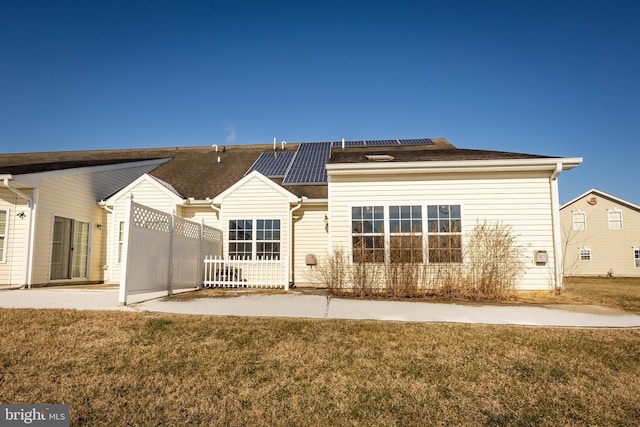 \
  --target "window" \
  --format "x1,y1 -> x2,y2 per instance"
608,209 -> 623,230
118,221 -> 124,263
256,219 -> 281,260
635,248 -> 640,268
228,219 -> 253,259
351,206 -> 385,262
228,219 -> 281,260
572,211 -> 586,231
389,205 -> 423,263
579,248 -> 591,261
427,205 -> 462,263
0,209 -> 7,262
